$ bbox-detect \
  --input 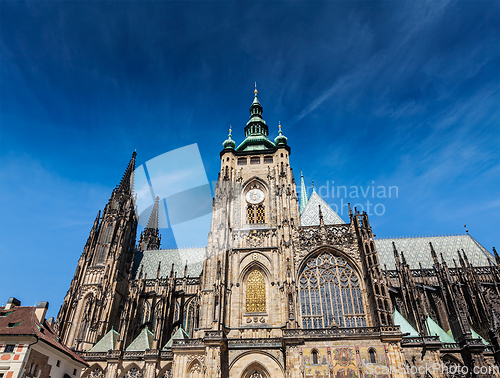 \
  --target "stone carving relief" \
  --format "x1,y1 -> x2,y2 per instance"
292,224 -> 360,269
